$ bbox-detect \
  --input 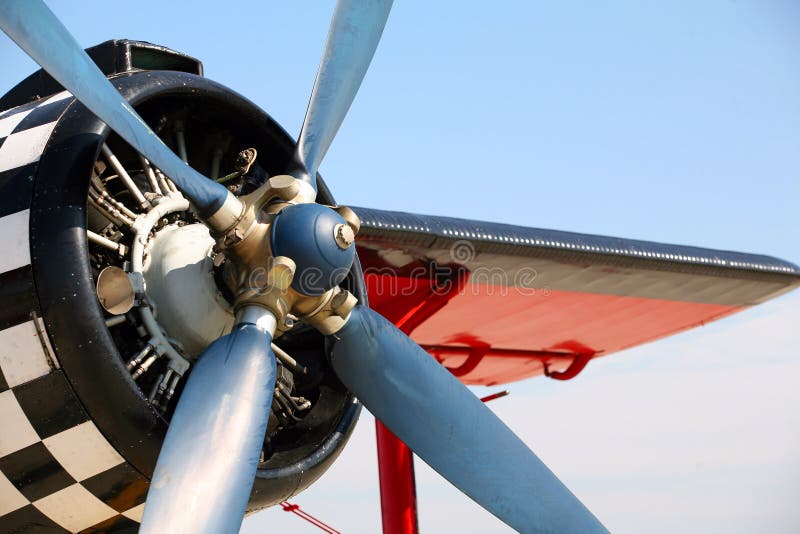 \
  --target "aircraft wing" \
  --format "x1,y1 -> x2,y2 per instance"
352,206 -> 800,385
